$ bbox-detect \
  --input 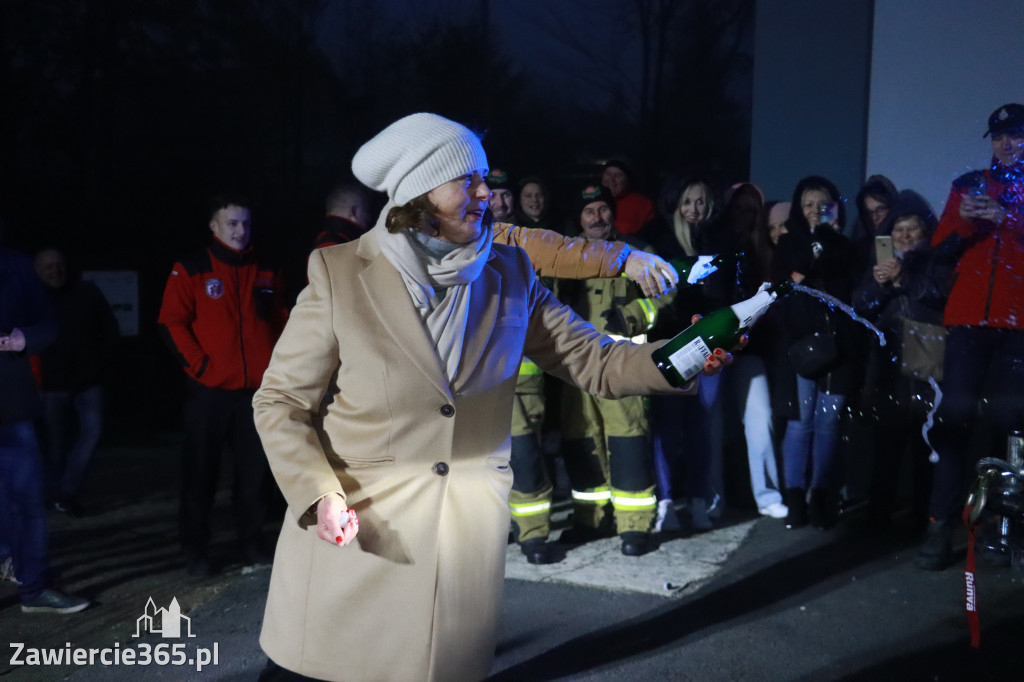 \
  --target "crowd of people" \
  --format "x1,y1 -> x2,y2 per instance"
483,103 -> 1023,581
468,104 -> 1023,581
0,101 -> 1021,681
